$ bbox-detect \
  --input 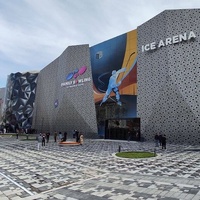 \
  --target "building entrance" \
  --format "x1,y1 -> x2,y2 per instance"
105,118 -> 140,141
